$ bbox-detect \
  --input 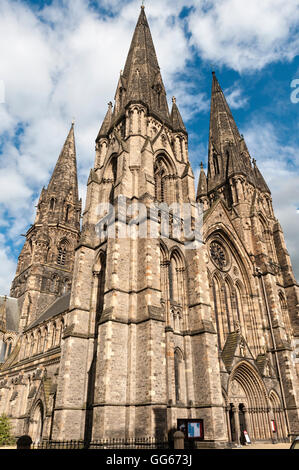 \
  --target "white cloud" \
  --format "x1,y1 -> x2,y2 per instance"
188,0 -> 299,72
0,235 -> 16,294
224,85 -> 248,109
